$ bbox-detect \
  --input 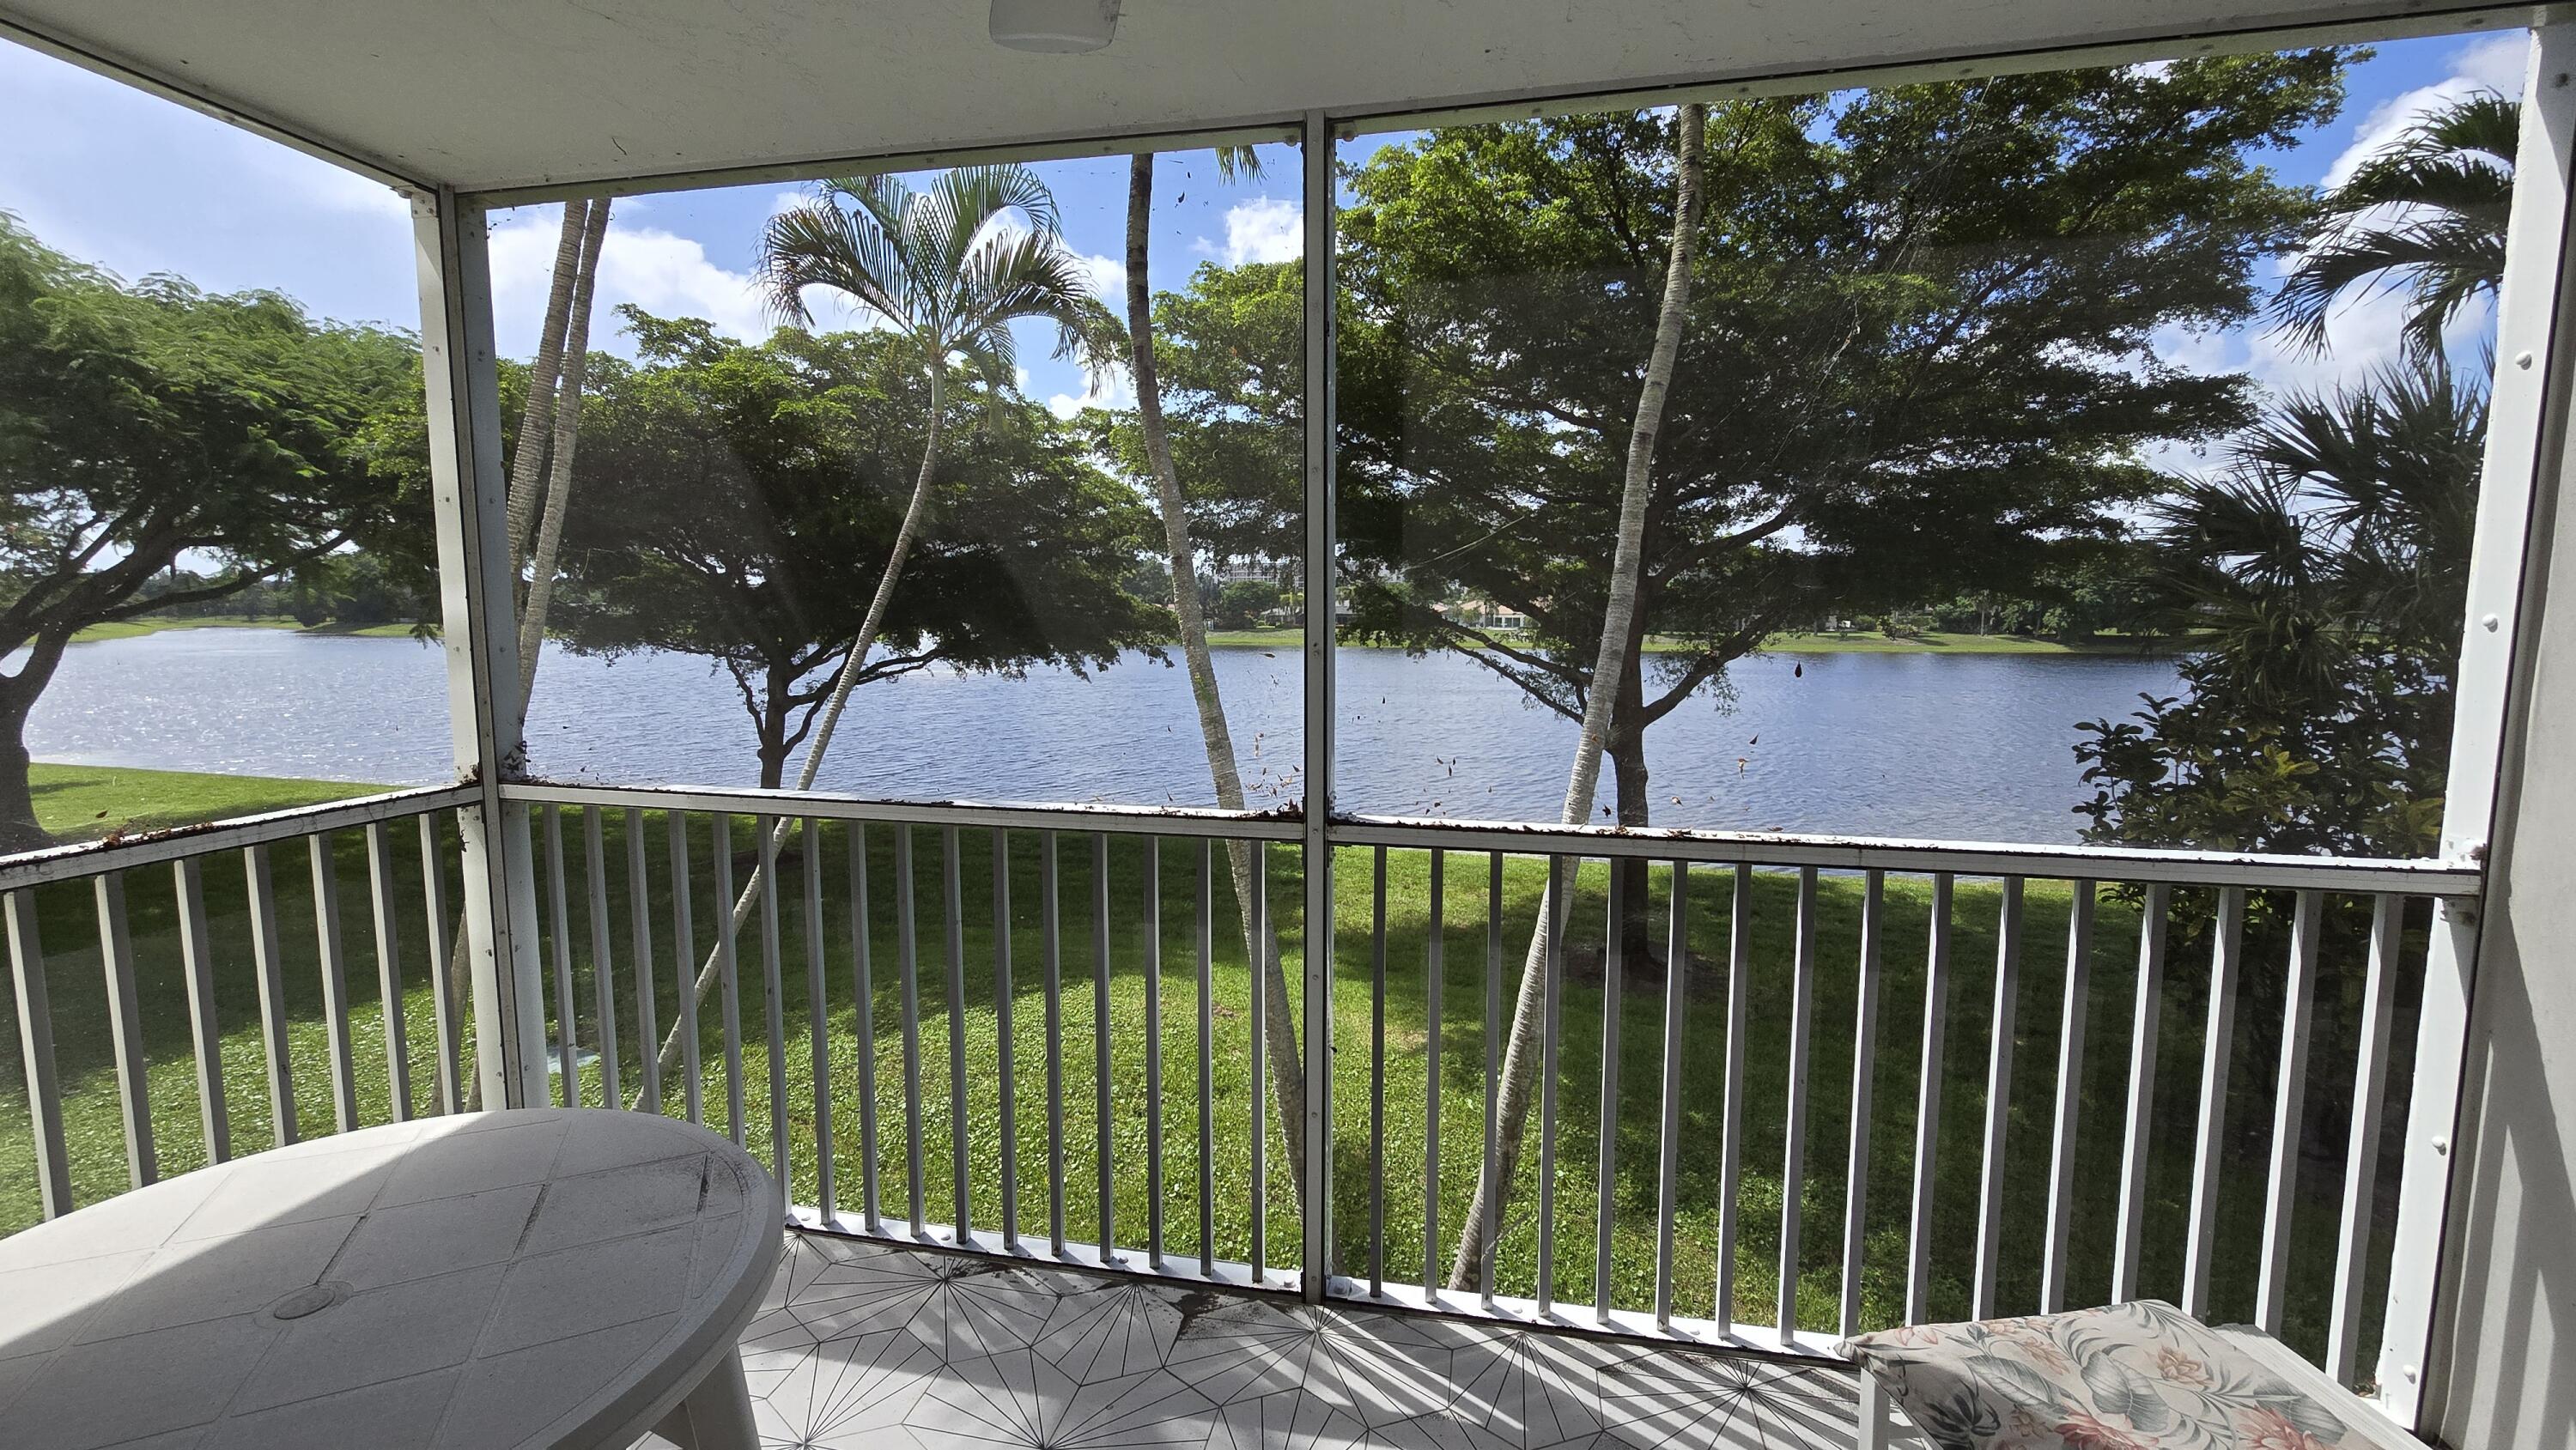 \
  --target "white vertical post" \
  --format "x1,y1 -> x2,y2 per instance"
1299,109 -> 1339,1301
2384,27 -> 2576,1428
412,188 -> 545,1109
